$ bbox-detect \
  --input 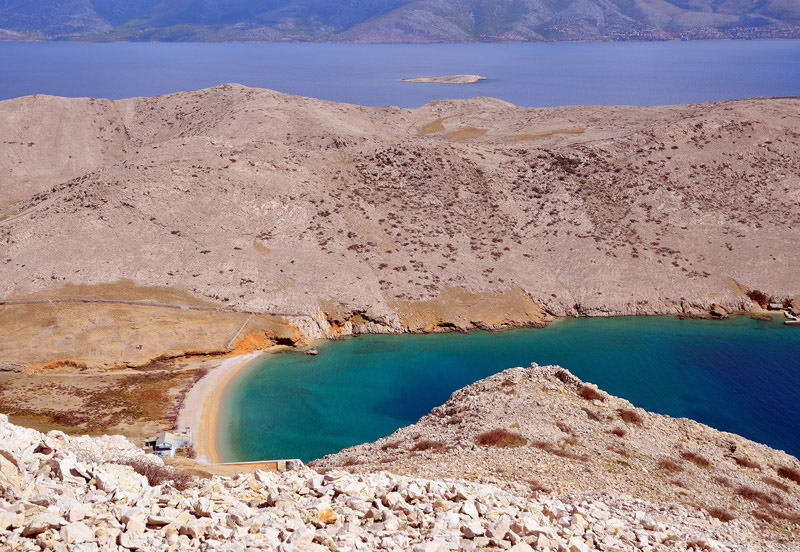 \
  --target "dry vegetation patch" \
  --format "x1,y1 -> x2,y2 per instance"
707,507 -> 736,522
734,456 -> 761,469
681,451 -> 712,469
410,439 -> 445,452
119,458 -> 196,491
617,408 -> 643,425
577,385 -> 604,402
776,466 -> 800,485
476,428 -> 528,448
658,459 -> 684,473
